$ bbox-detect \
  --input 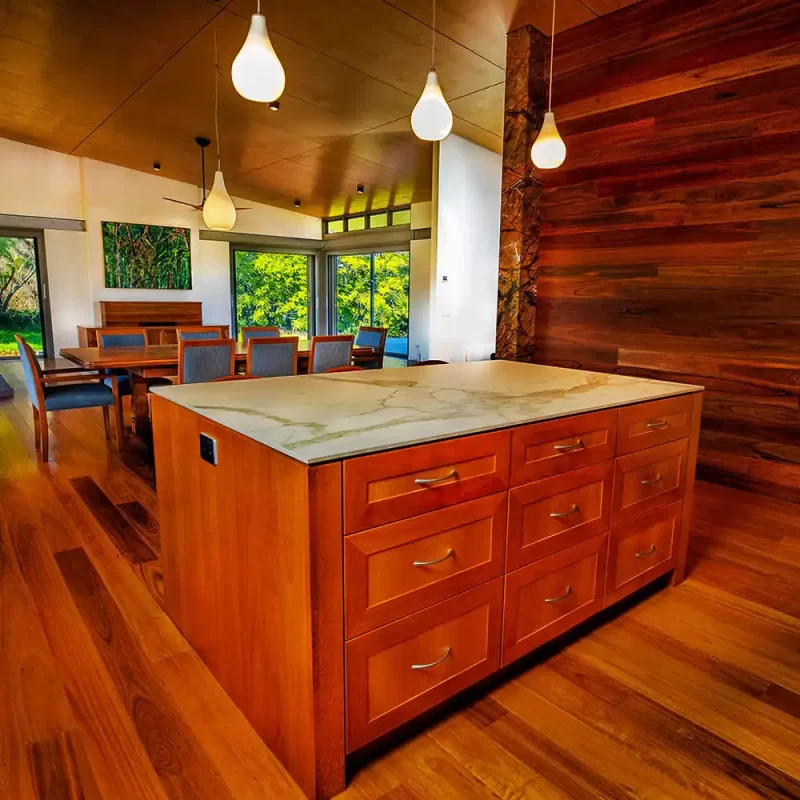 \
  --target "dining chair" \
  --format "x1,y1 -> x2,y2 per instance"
322,366 -> 365,373
308,335 -> 354,375
176,325 -> 228,341
177,339 -> 236,384
354,326 -> 388,369
247,336 -> 299,378
97,327 -> 147,397
241,326 -> 281,344
15,334 -> 124,462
